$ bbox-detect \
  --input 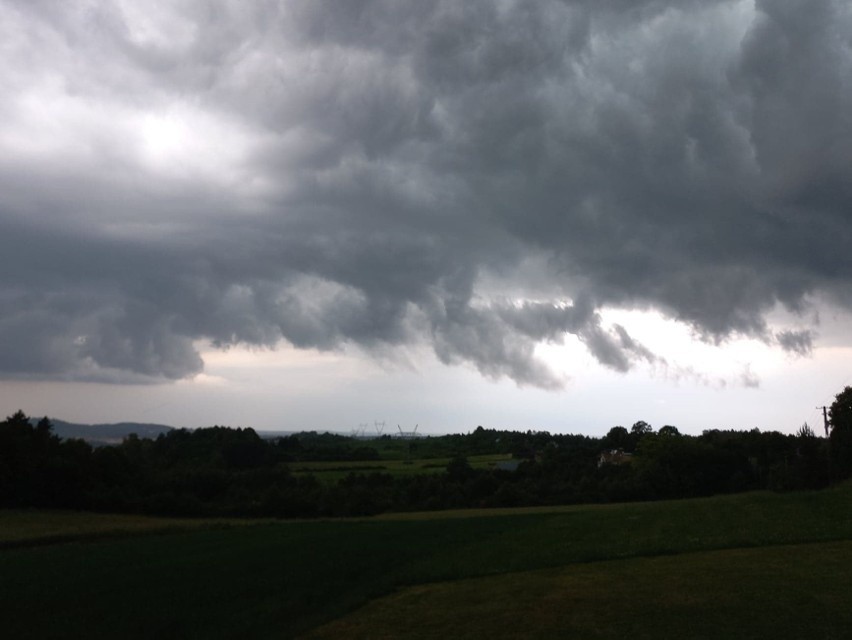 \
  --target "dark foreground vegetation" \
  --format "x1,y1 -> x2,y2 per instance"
2,385 -> 852,517
3,485 -> 852,638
